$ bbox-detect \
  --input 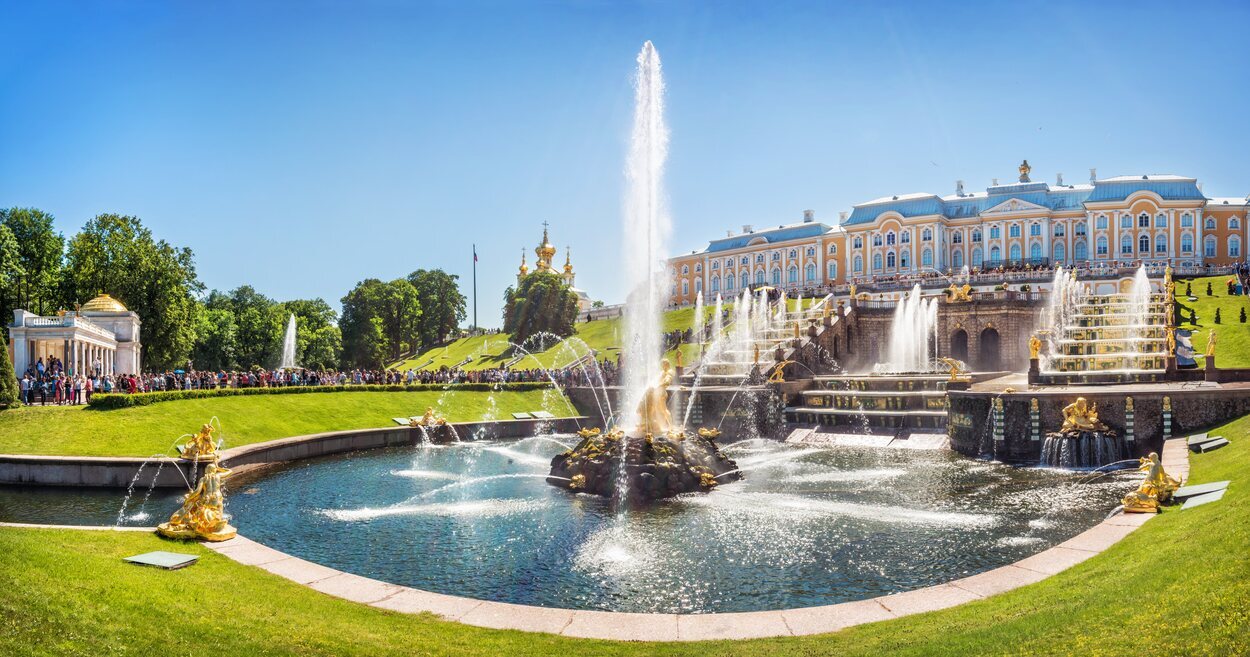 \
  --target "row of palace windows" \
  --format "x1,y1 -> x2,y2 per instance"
677,261 -> 845,295
680,243 -> 843,275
